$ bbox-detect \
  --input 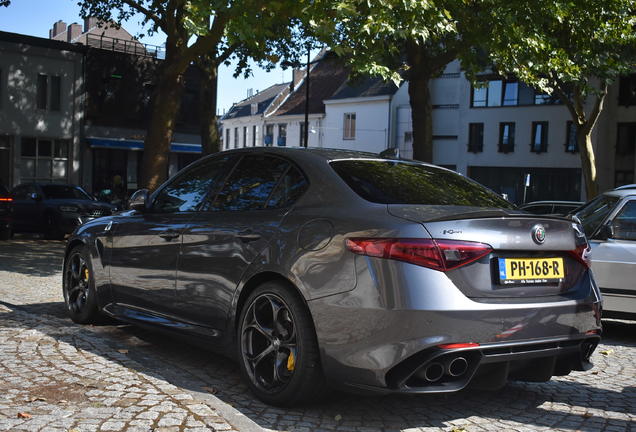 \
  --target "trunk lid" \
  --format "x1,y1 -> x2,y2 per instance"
388,205 -> 589,302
